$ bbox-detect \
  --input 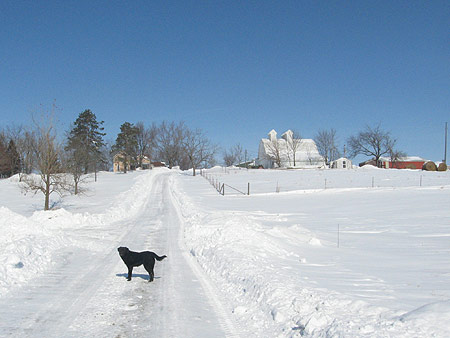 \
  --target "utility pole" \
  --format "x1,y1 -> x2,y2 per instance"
444,122 -> 448,164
